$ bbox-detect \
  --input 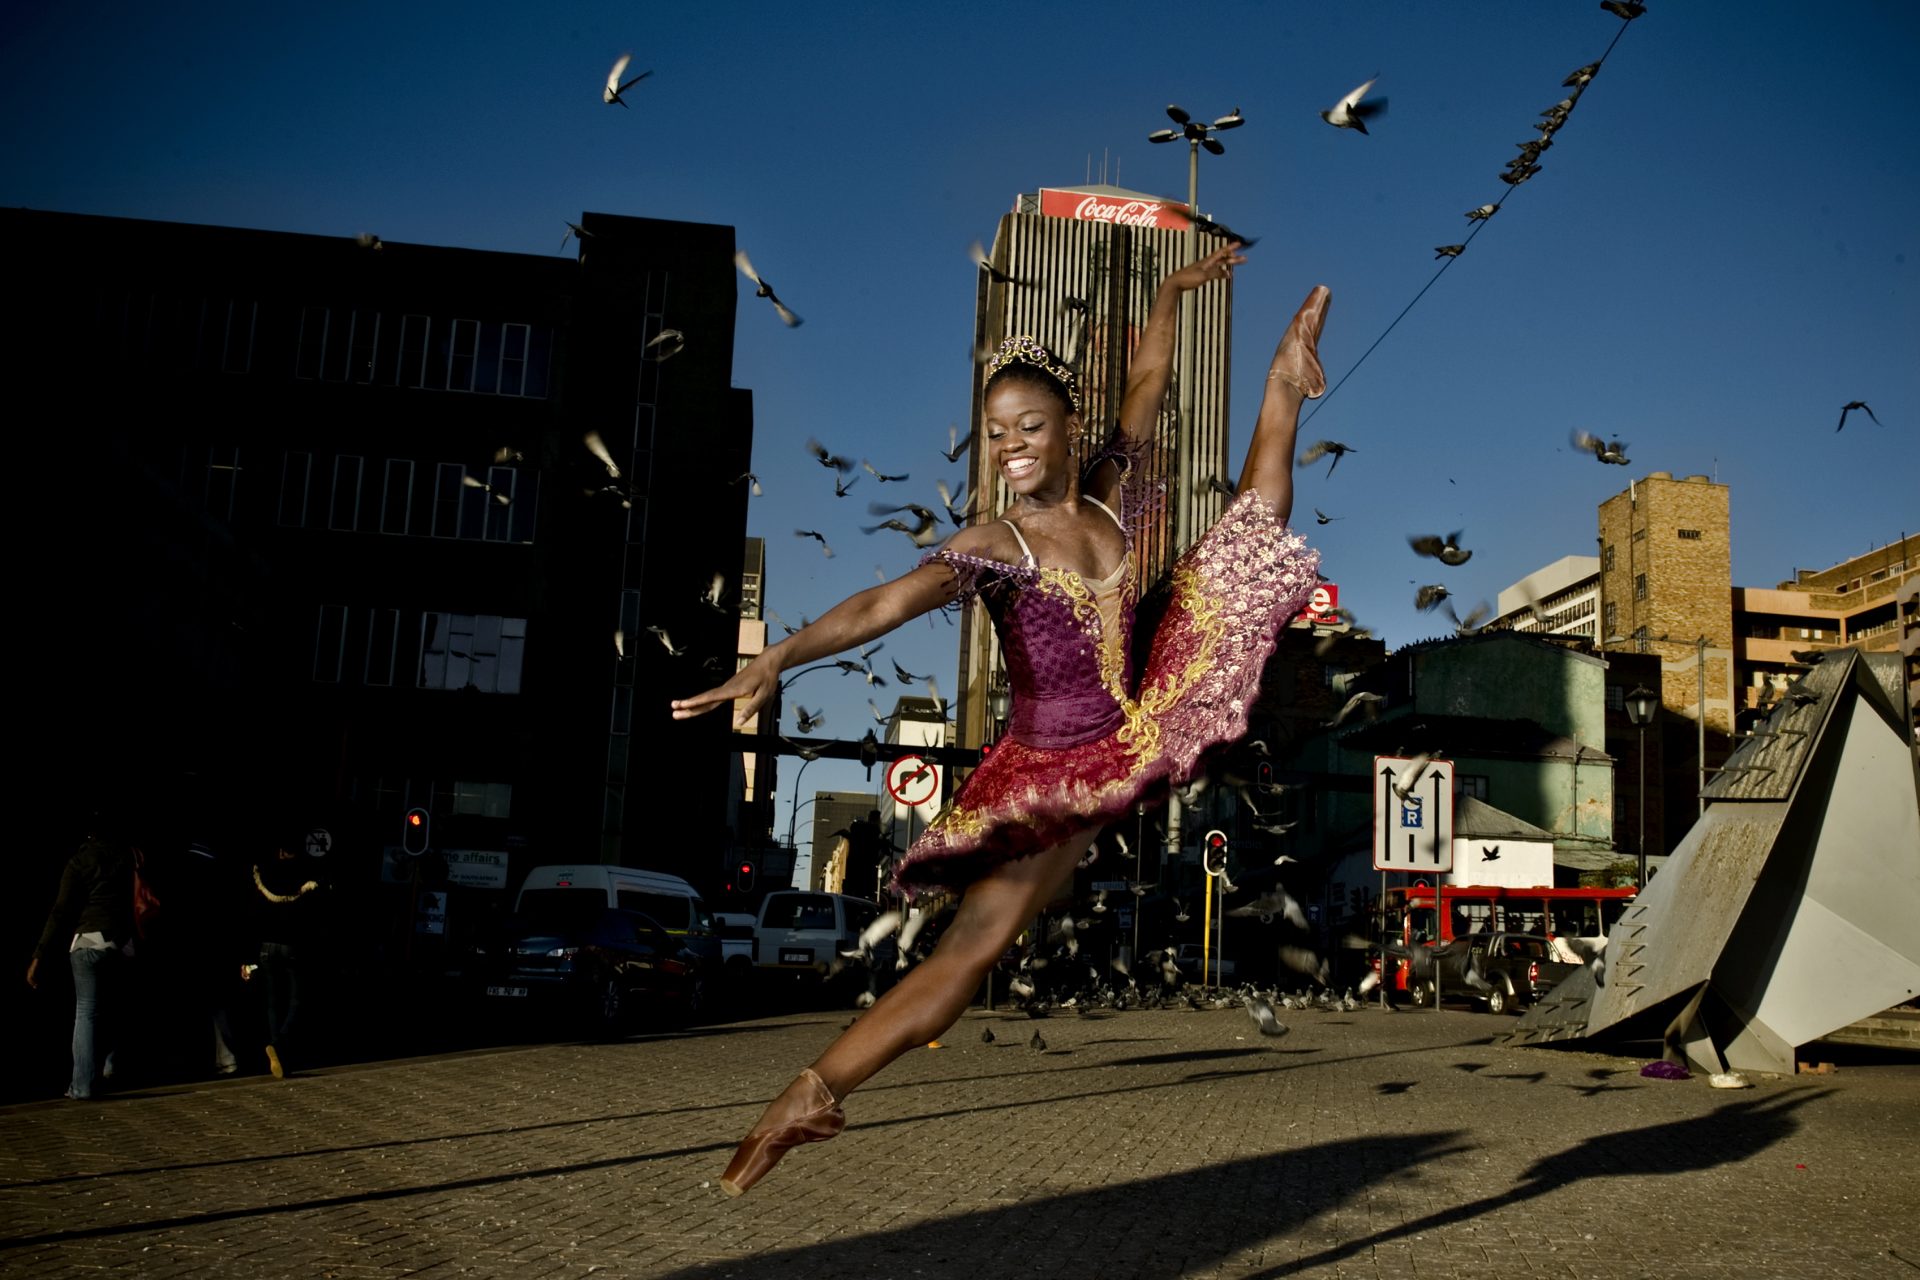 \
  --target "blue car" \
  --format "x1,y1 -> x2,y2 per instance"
476,903 -> 707,1035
